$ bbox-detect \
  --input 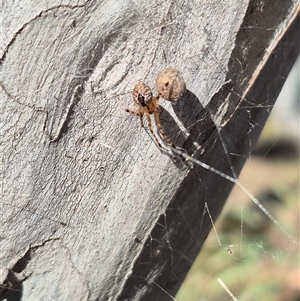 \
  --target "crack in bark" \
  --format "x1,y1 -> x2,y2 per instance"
0,238 -> 60,301
1,2 -> 89,61
49,84 -> 83,142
